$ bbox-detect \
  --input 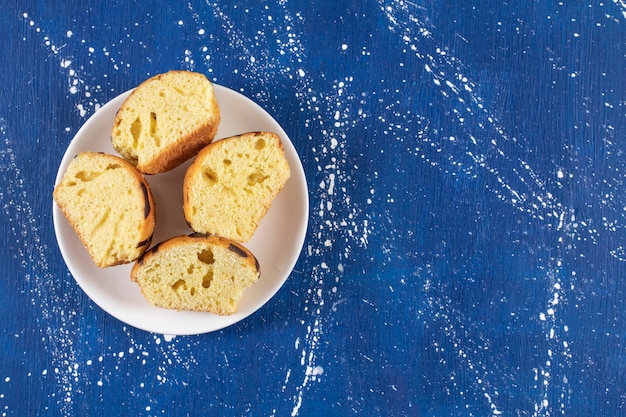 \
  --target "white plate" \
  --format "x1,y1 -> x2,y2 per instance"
53,84 -> 309,335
